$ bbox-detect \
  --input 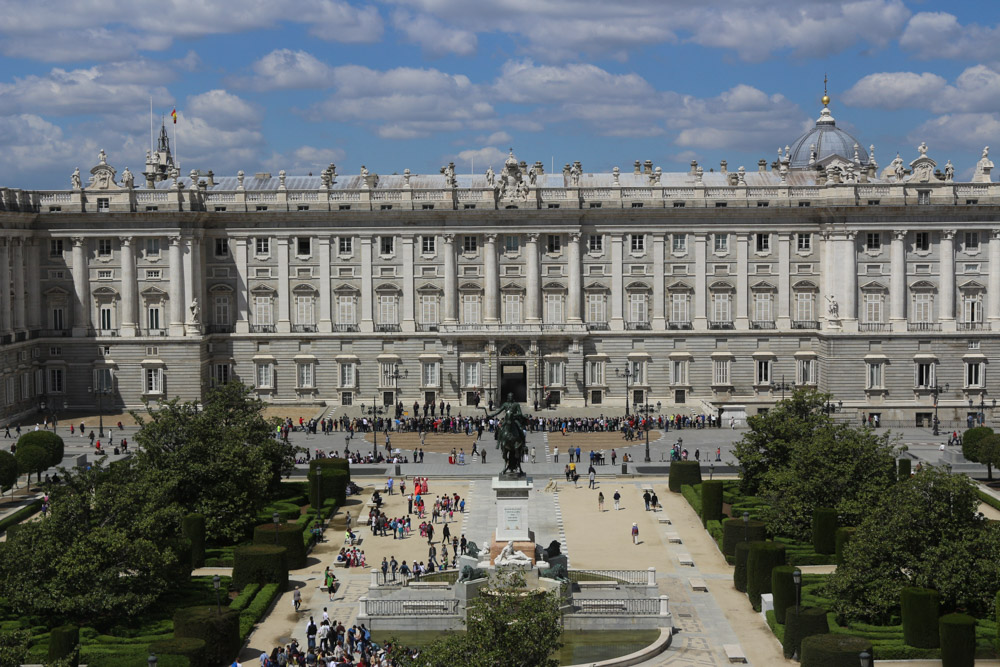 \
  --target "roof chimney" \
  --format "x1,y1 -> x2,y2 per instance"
643,160 -> 653,175
633,160 -> 641,175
